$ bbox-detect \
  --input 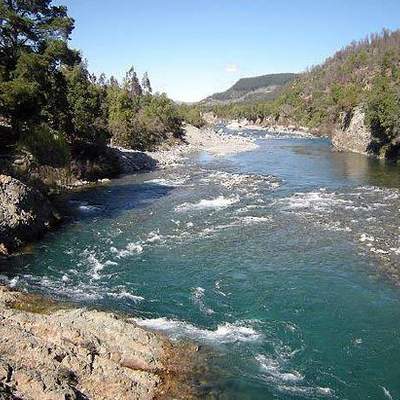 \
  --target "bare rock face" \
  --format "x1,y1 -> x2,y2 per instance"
0,175 -> 59,254
0,287 -> 197,400
332,107 -> 373,155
